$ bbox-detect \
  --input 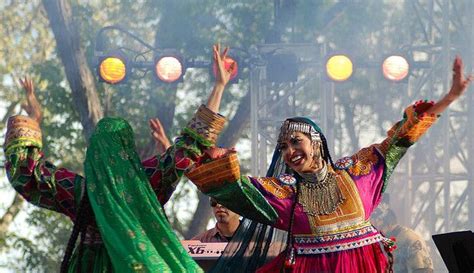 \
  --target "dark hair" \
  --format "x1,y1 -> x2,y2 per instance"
284,183 -> 300,265
319,132 -> 335,169
60,192 -> 93,273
